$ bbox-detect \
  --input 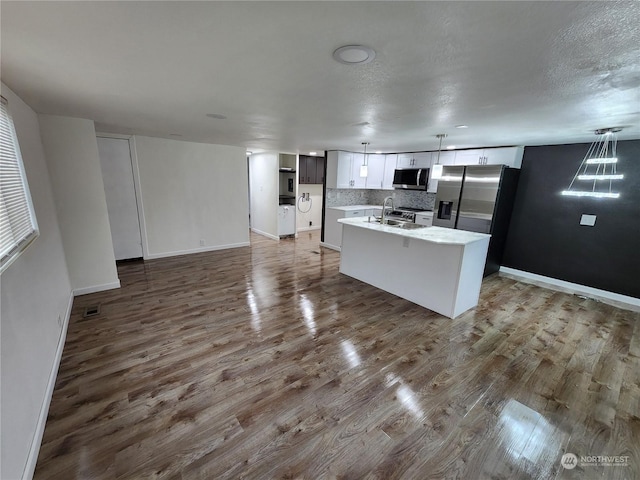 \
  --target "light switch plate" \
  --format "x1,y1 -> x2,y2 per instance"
580,214 -> 597,226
